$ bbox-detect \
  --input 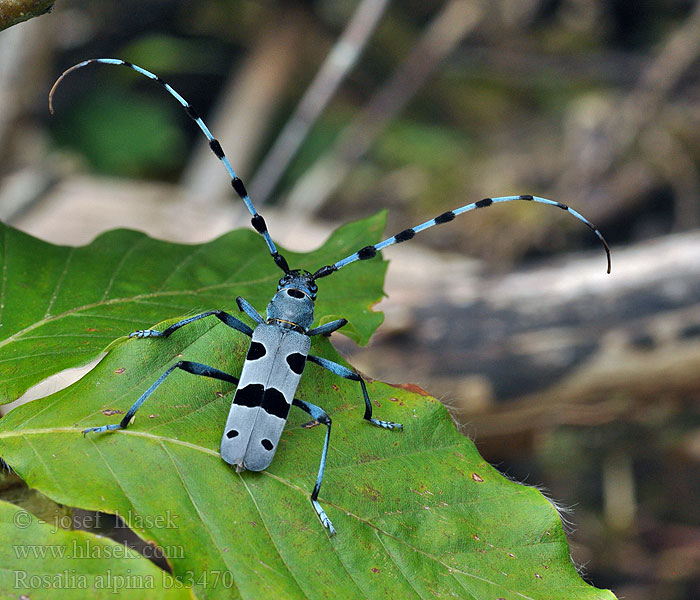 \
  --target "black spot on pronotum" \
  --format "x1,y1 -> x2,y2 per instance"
358,245 -> 377,260
394,228 -> 415,243
233,384 -> 264,407
261,439 -> 274,451
286,353 -> 306,375
209,139 -> 224,159
246,342 -> 266,361
435,210 -> 456,223
226,429 -> 239,439
475,198 -> 493,208
262,388 -> 290,419
232,177 -> 248,199
286,289 -> 305,299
